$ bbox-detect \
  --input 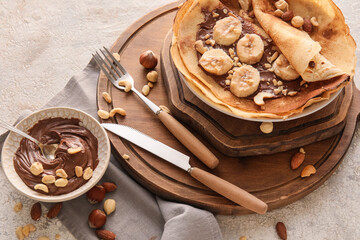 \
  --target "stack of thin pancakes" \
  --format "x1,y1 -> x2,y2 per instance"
171,0 -> 356,119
